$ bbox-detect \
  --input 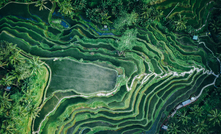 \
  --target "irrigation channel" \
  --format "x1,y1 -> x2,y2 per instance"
0,1 -> 220,134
